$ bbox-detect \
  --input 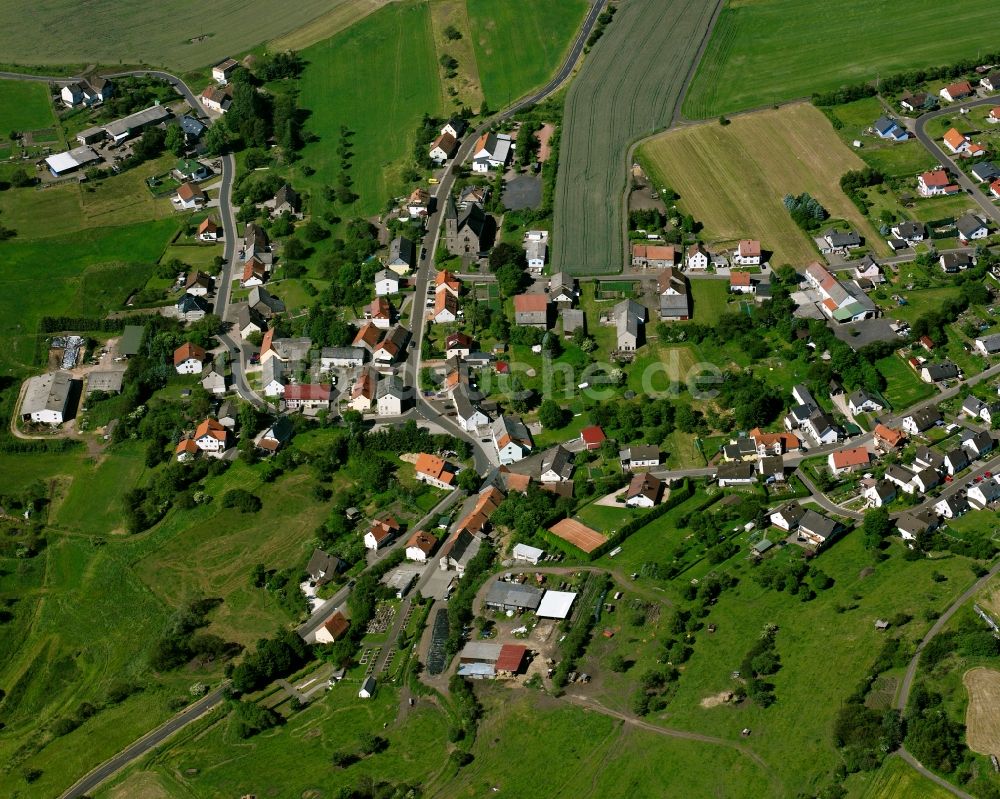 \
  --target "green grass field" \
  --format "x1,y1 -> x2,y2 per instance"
0,217 -> 178,374
689,279 -> 731,322
639,103 -> 886,266
553,0 -> 719,275
682,0 -> 1000,119
294,3 -> 443,220
875,355 -> 935,410
0,78 -> 56,132
466,0 -> 587,108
